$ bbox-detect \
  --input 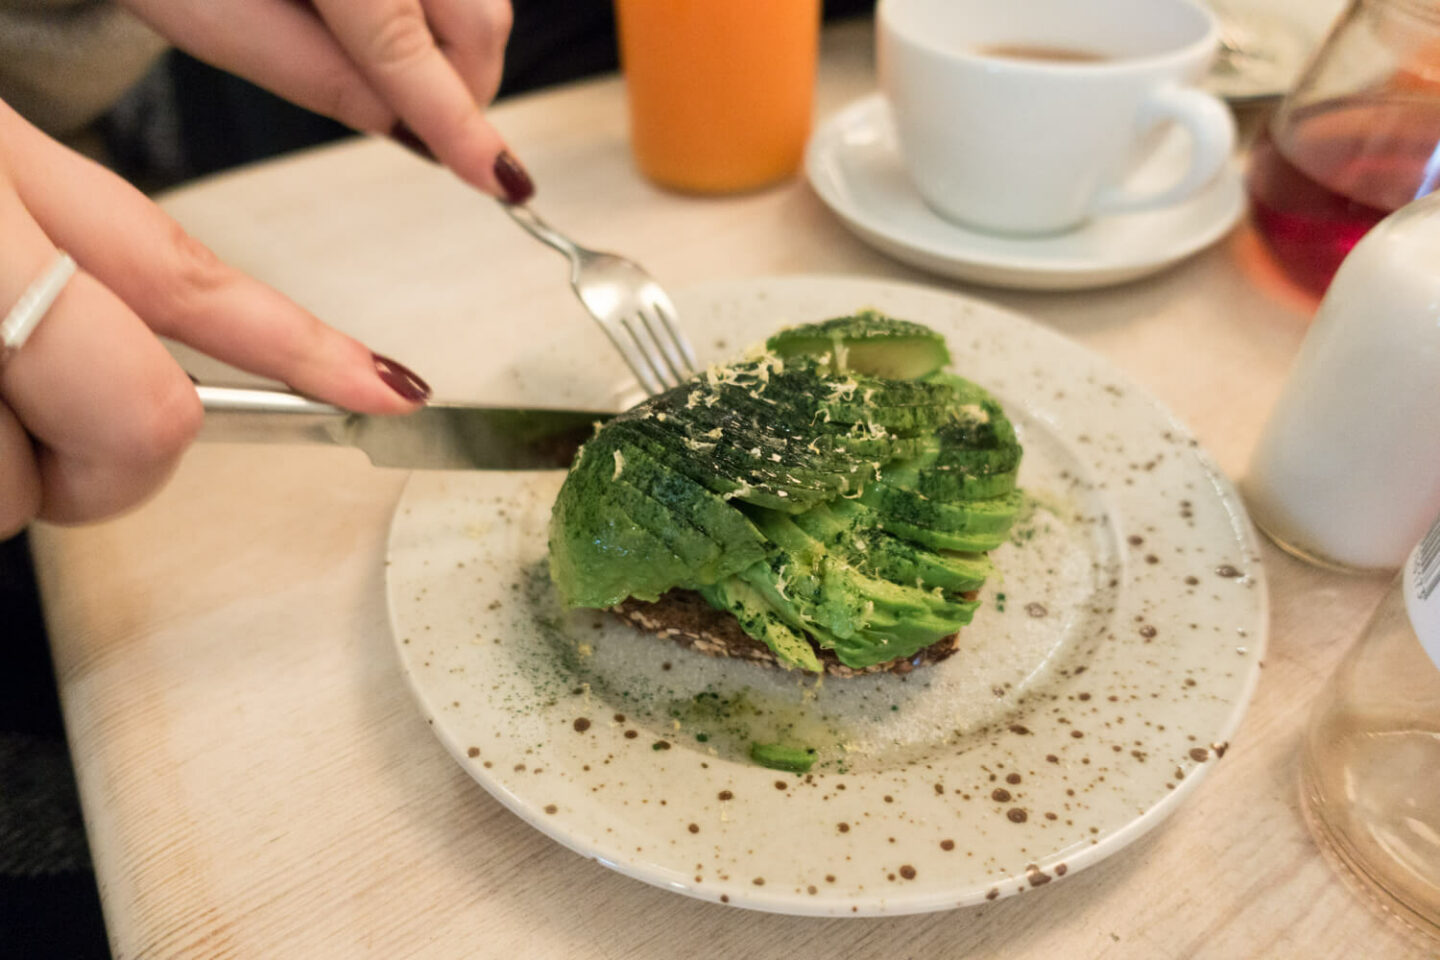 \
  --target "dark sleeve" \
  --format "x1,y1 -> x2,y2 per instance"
502,0 -> 878,98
